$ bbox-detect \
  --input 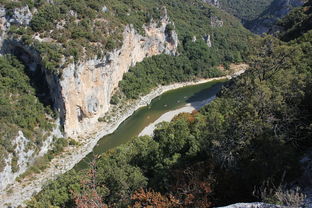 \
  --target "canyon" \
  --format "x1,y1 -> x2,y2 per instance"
0,5 -> 178,197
